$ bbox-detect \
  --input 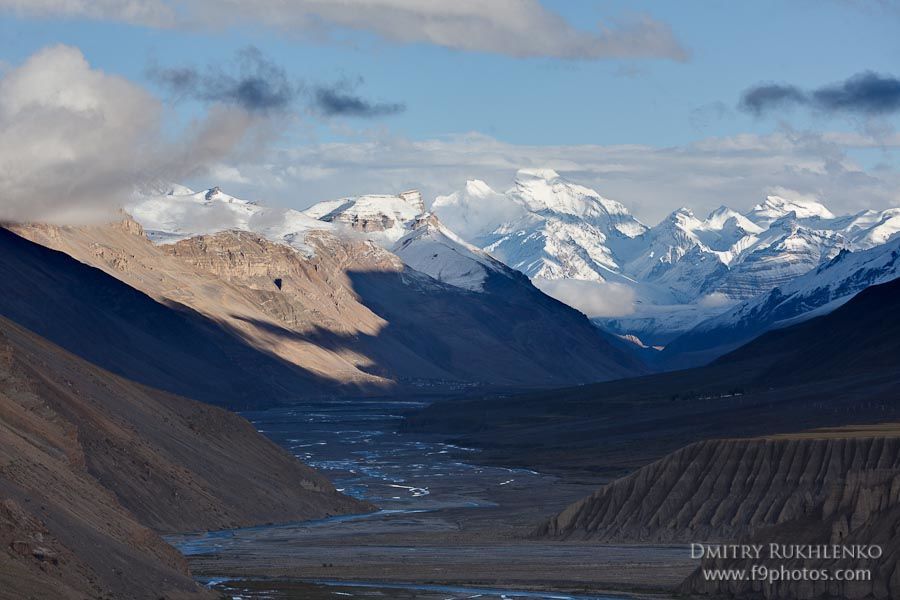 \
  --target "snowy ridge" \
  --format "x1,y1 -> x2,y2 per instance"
746,194 -> 836,226
433,170 -> 900,336
437,169 -> 648,285
132,185 -> 506,294
303,190 -> 424,246
392,213 -> 506,291
303,190 -> 512,292
128,186 -> 330,255
692,235 -> 900,335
